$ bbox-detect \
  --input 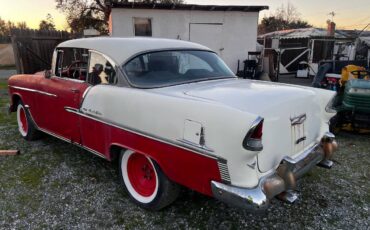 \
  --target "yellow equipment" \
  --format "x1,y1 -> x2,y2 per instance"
340,65 -> 368,85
